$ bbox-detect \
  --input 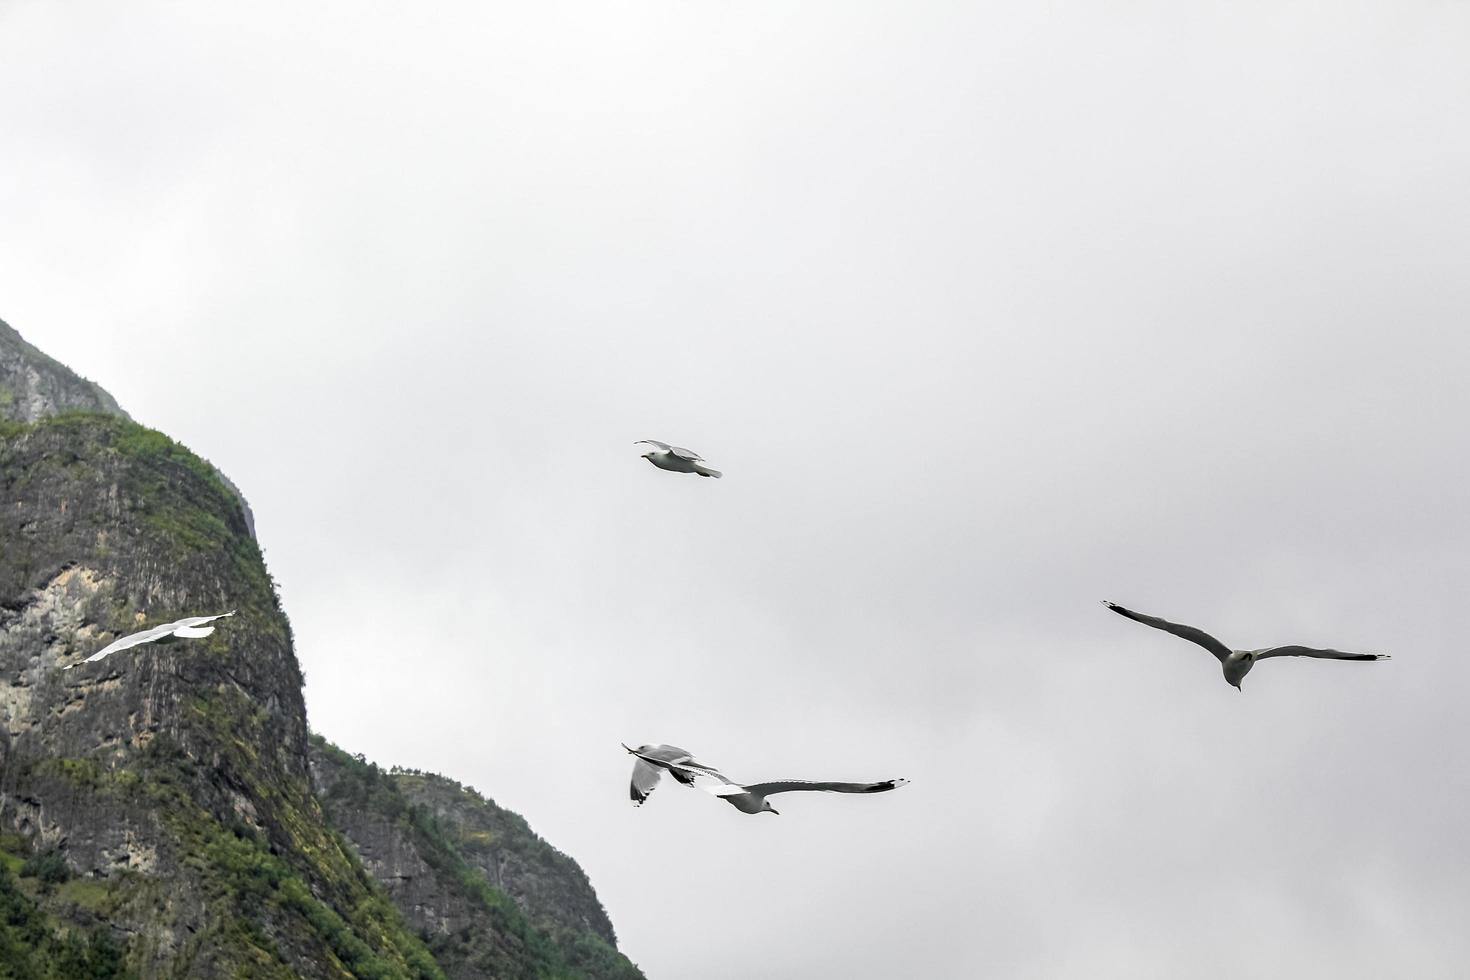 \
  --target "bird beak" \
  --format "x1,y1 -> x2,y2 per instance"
768,808 -> 780,815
